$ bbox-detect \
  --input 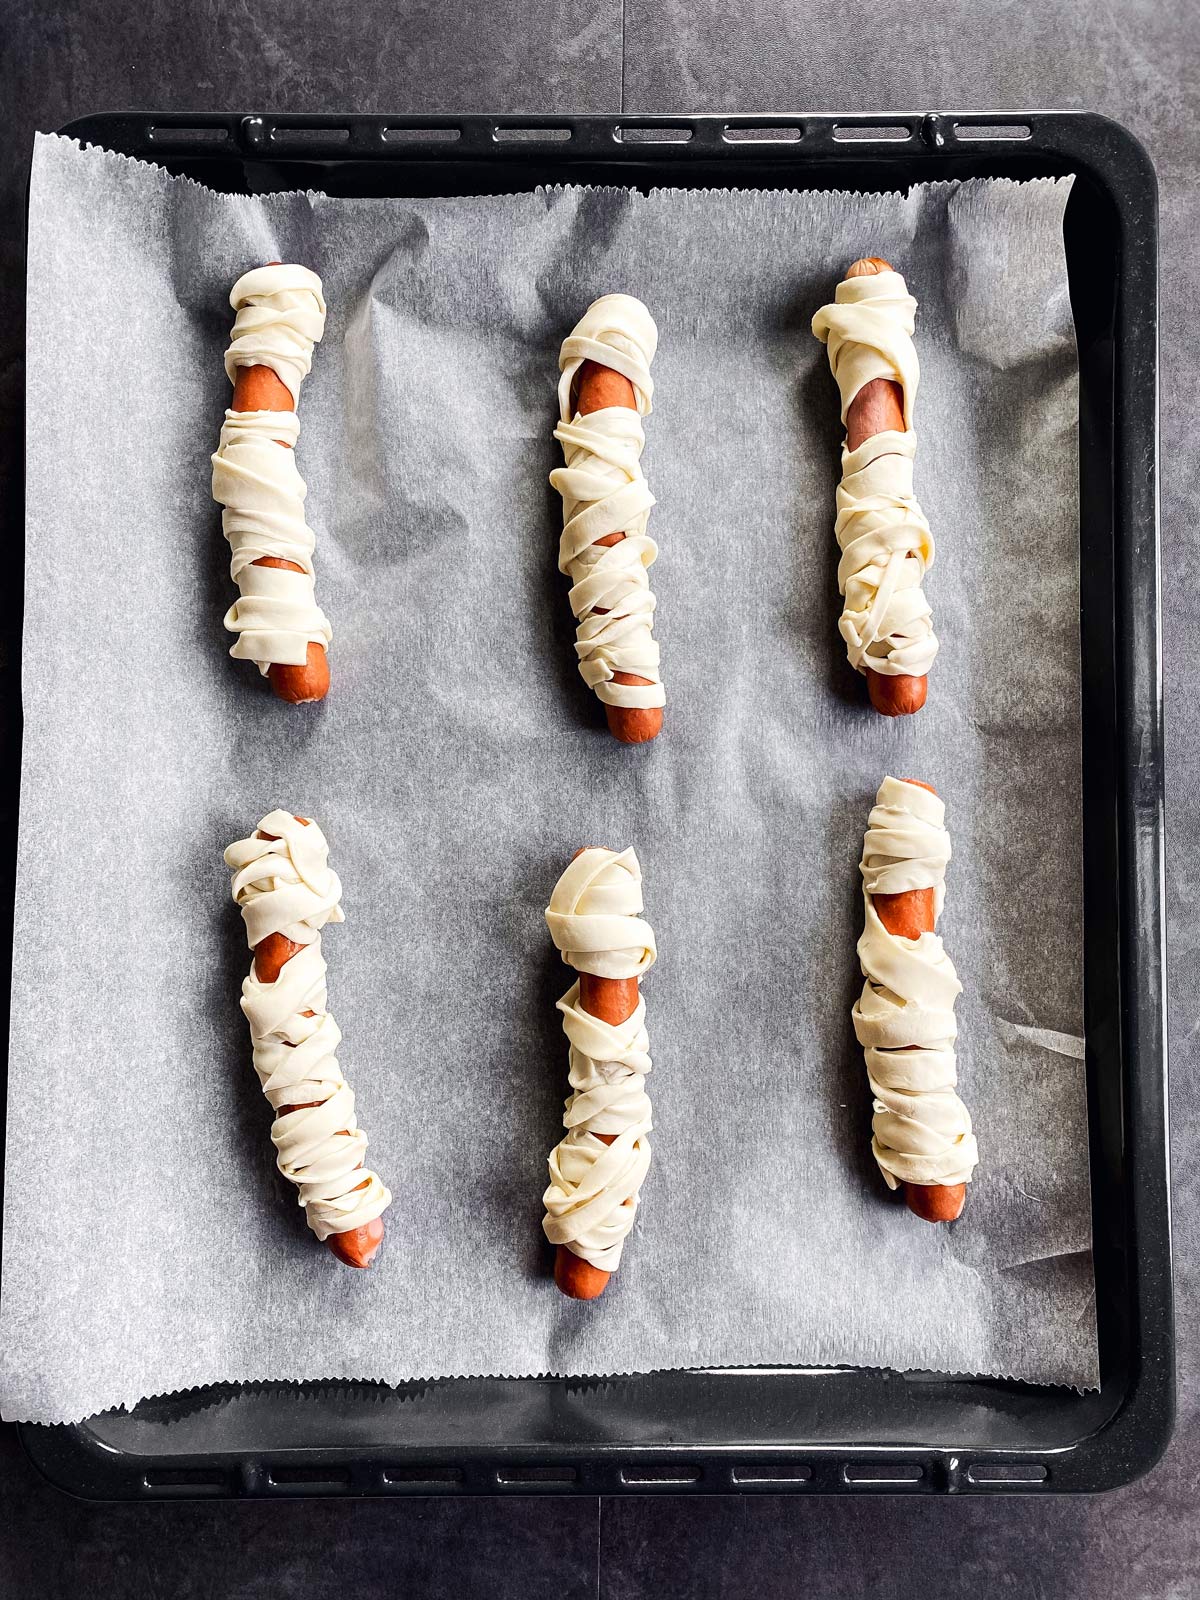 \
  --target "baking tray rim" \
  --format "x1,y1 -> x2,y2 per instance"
9,107 -> 1169,1498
